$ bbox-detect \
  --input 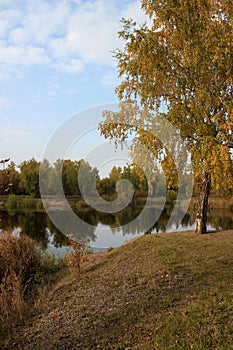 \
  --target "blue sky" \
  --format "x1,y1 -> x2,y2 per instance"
0,0 -> 148,168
